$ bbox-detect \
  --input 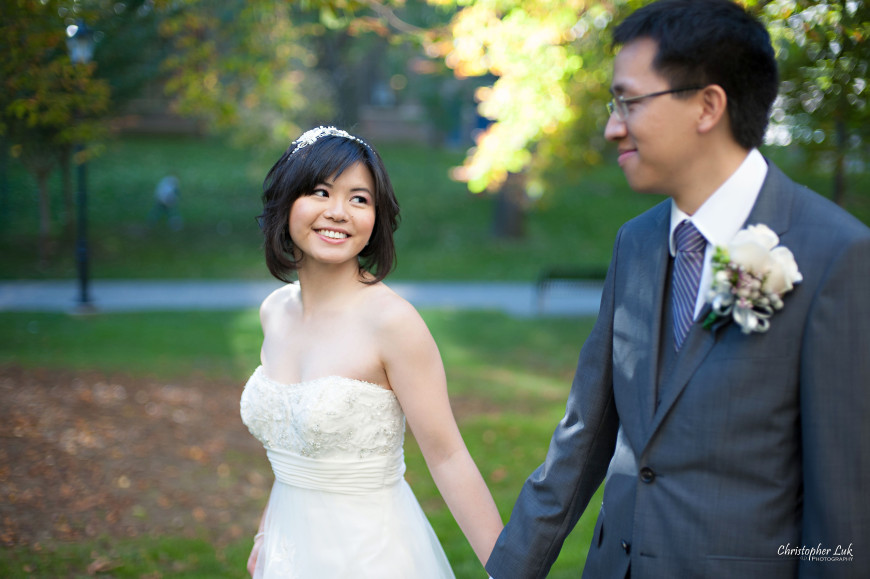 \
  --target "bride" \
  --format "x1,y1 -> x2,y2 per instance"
240,126 -> 503,578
